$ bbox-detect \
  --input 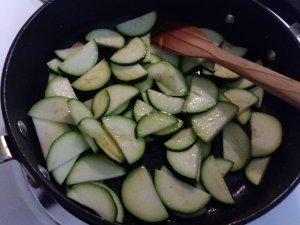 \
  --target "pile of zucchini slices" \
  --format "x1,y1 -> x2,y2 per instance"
28,11 -> 282,223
